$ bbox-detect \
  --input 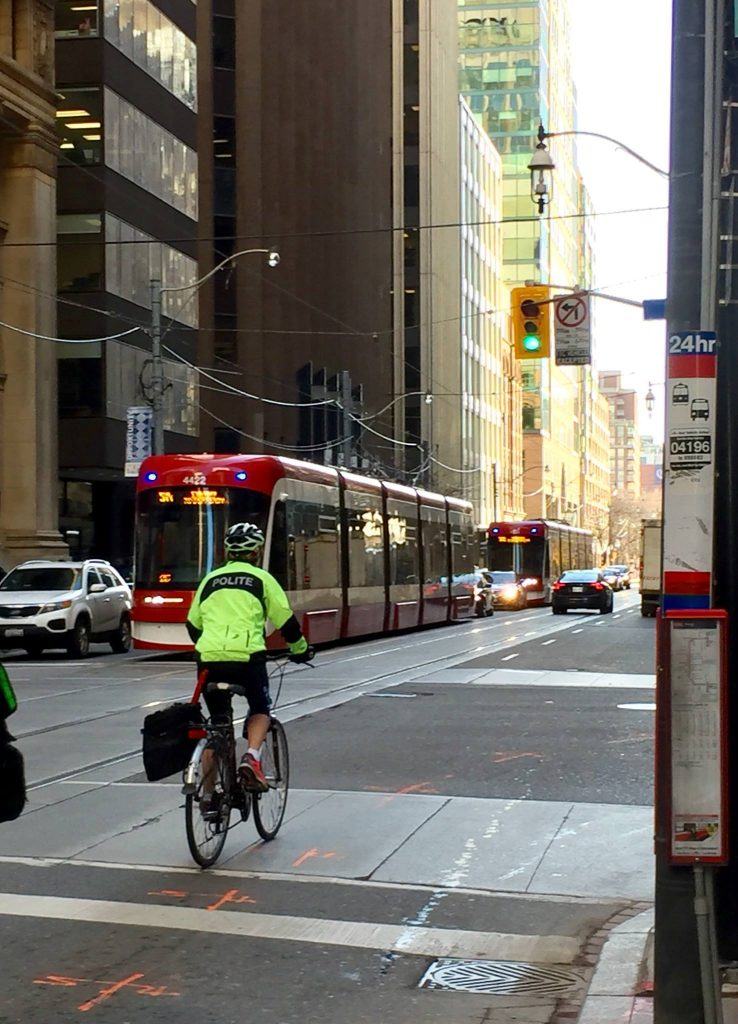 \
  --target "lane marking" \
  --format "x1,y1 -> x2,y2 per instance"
572,629 -> 583,634
0,892 -> 580,964
541,639 -> 557,647
618,703 -> 656,711
501,653 -> 519,662
491,751 -> 543,764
